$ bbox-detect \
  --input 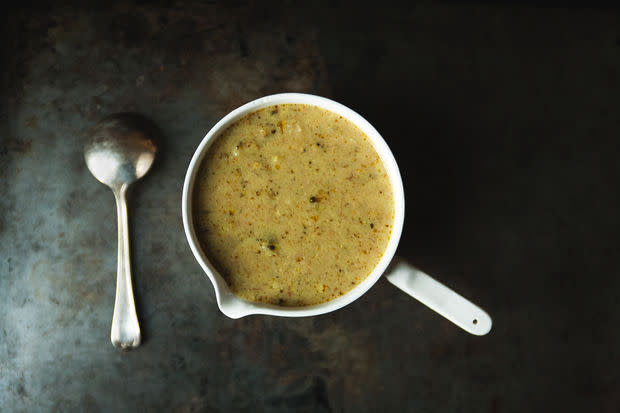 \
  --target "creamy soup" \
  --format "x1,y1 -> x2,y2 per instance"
193,104 -> 394,306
